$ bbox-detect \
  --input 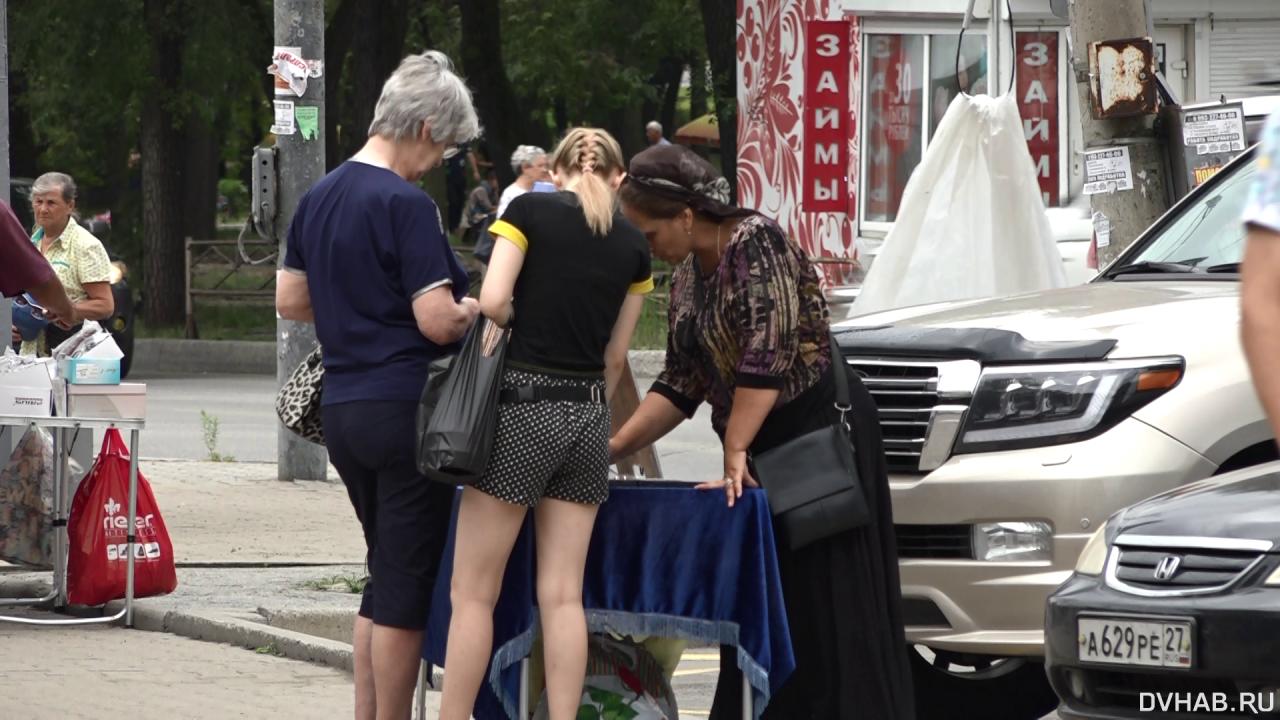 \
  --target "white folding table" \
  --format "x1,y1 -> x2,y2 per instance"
0,415 -> 146,627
